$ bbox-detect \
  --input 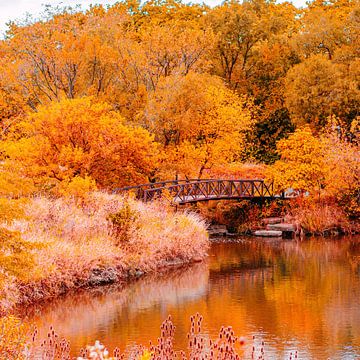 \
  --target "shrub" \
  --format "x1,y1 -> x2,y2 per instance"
0,315 -> 29,359
57,175 -> 97,202
288,198 -> 350,235
337,187 -> 360,220
107,201 -> 140,246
